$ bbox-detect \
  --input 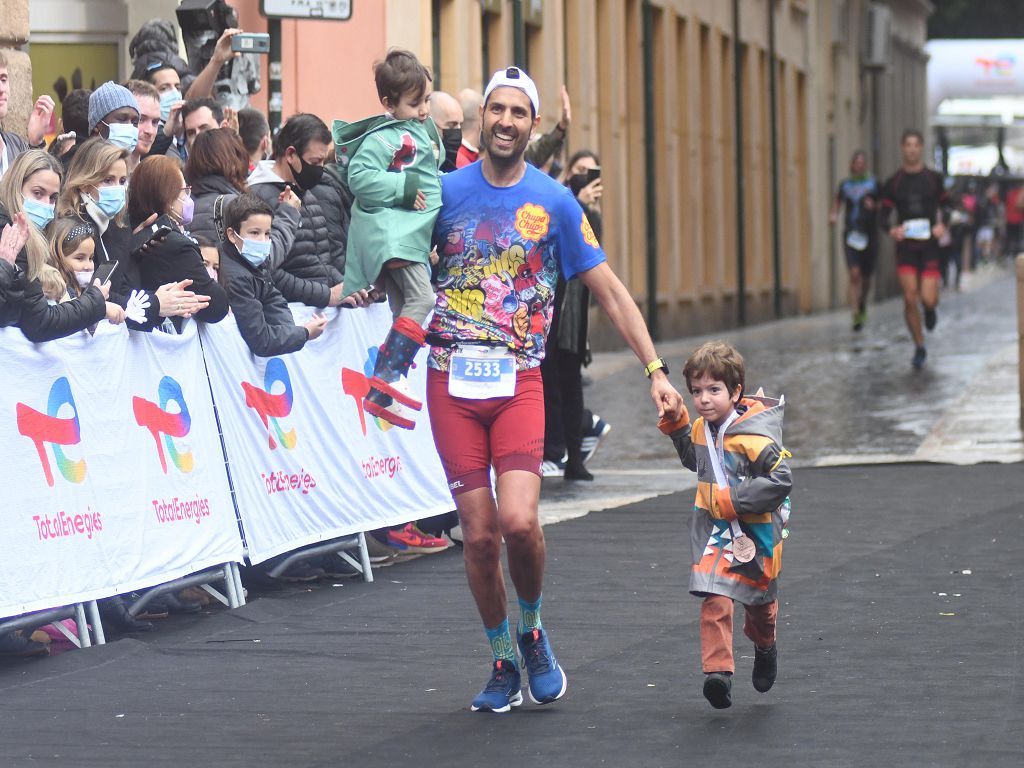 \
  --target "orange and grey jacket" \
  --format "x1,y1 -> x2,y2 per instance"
660,394 -> 792,605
